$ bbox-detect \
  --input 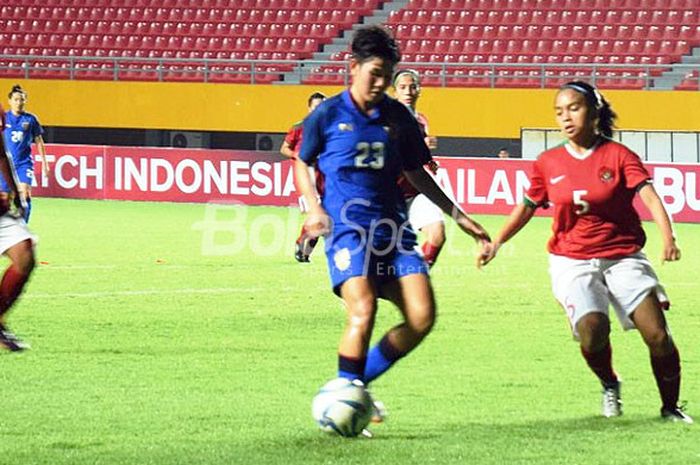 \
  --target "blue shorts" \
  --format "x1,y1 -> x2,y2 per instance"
326,229 -> 429,296
0,162 -> 34,192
